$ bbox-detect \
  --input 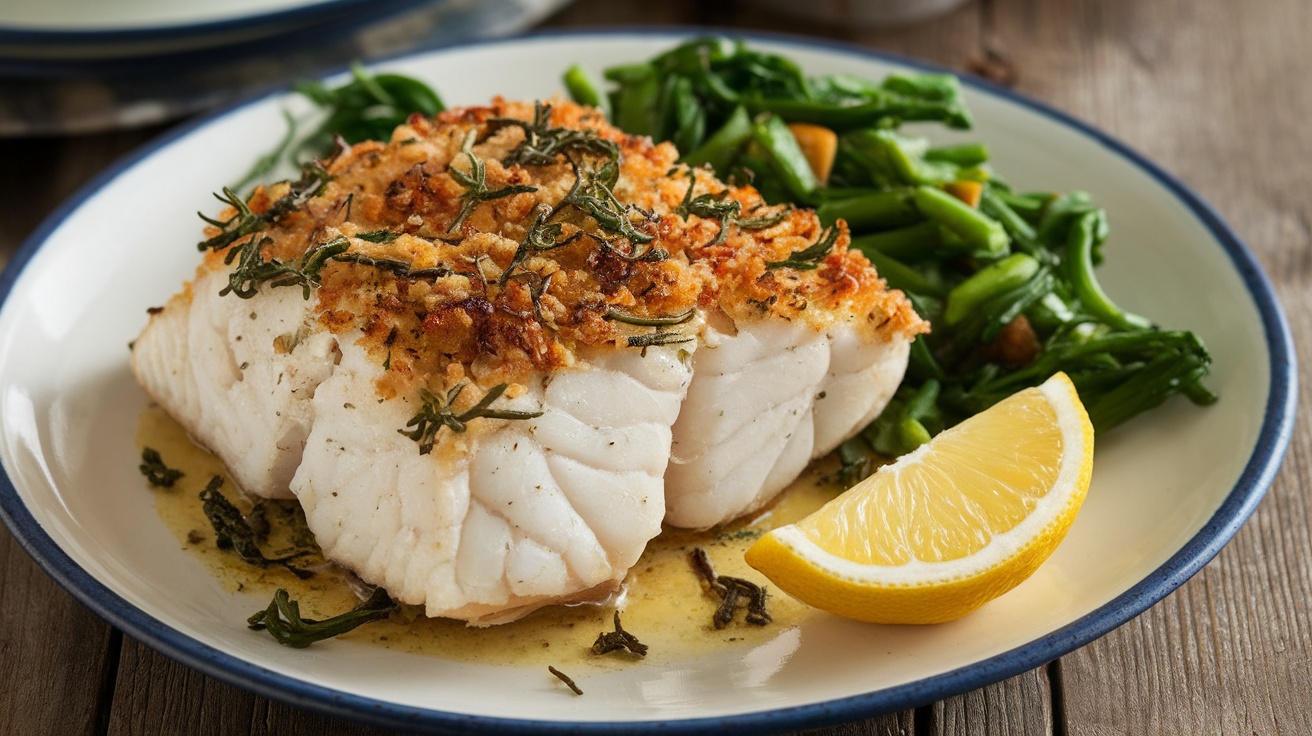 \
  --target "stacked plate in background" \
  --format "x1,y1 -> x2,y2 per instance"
0,0 -> 574,135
